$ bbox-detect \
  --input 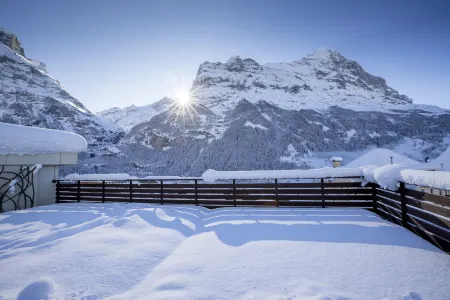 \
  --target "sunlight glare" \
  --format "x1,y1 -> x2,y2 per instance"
176,89 -> 190,105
